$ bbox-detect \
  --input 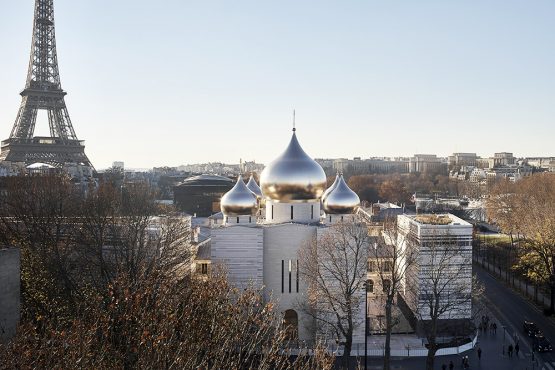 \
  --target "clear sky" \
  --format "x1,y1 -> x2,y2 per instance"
1,1 -> 554,169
